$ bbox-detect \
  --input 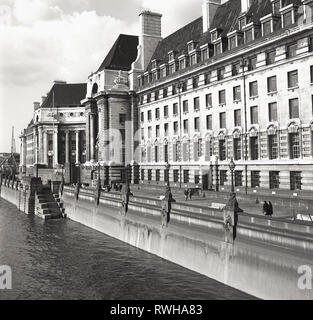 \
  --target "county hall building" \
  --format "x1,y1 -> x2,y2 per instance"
19,0 -> 313,198
136,0 -> 313,197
